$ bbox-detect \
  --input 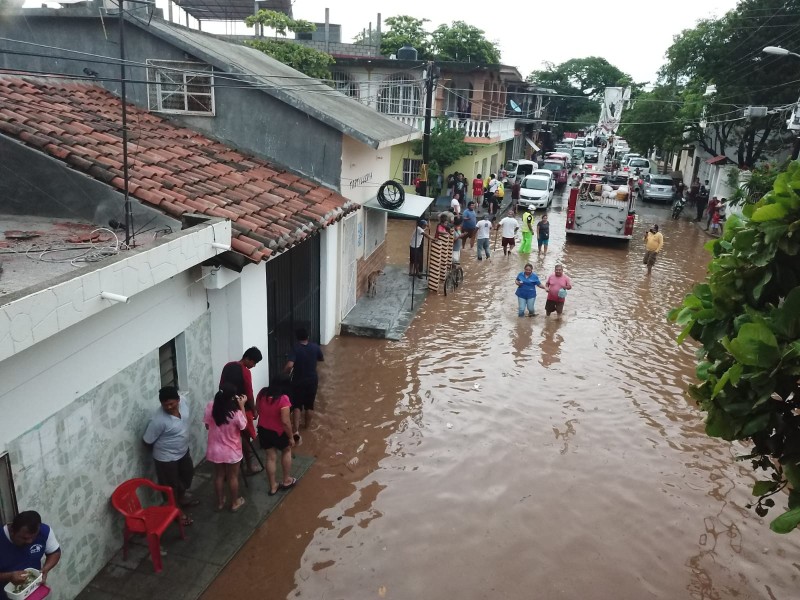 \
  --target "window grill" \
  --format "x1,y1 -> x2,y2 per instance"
147,60 -> 215,116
